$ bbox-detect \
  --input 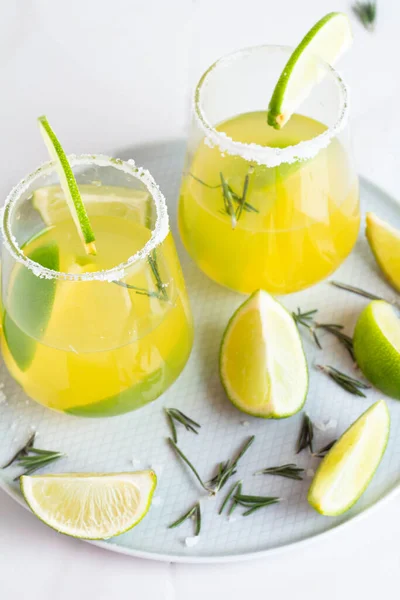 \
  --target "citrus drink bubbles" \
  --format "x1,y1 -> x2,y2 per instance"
179,46 -> 359,294
1,158 -> 193,417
